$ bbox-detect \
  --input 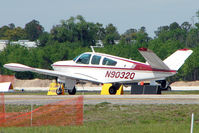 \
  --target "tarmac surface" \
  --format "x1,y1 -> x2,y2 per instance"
14,86 -> 199,91
4,95 -> 199,105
